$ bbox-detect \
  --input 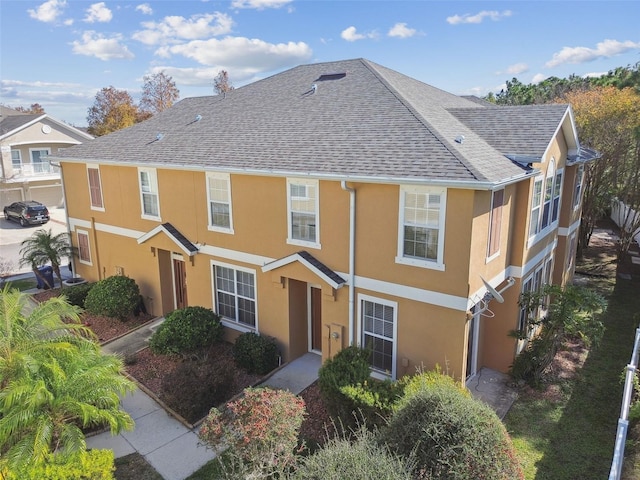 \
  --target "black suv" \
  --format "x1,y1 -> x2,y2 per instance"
3,201 -> 50,227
